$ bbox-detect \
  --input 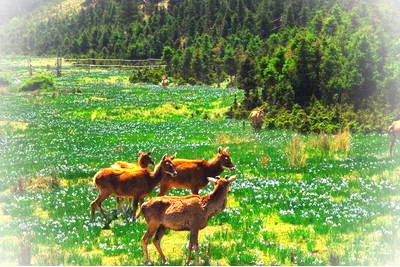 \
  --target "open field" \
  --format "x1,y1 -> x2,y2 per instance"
0,57 -> 399,265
